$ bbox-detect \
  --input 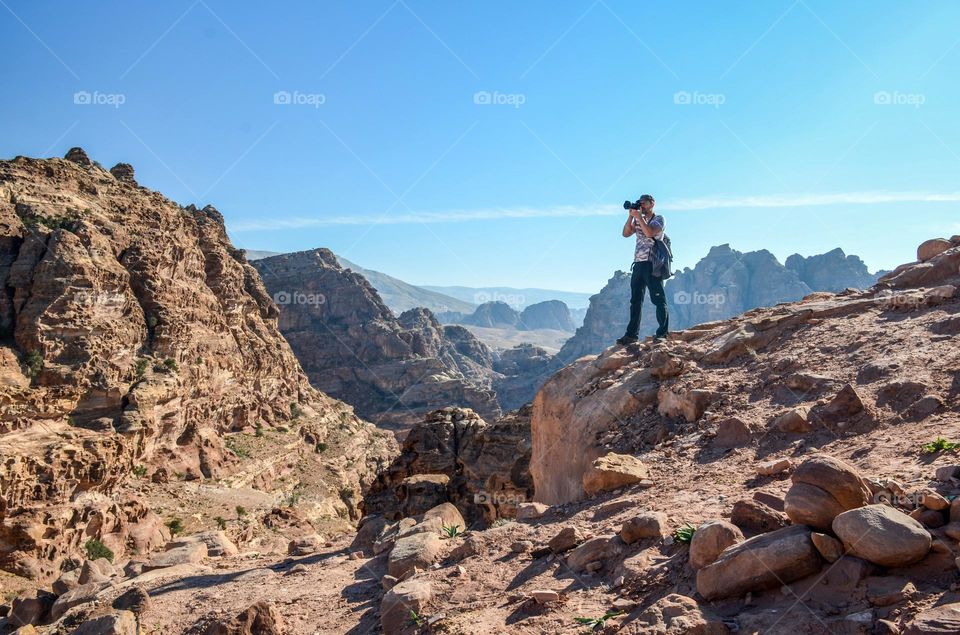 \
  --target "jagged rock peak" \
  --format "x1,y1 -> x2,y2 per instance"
109,162 -> 136,183
64,147 -> 92,166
